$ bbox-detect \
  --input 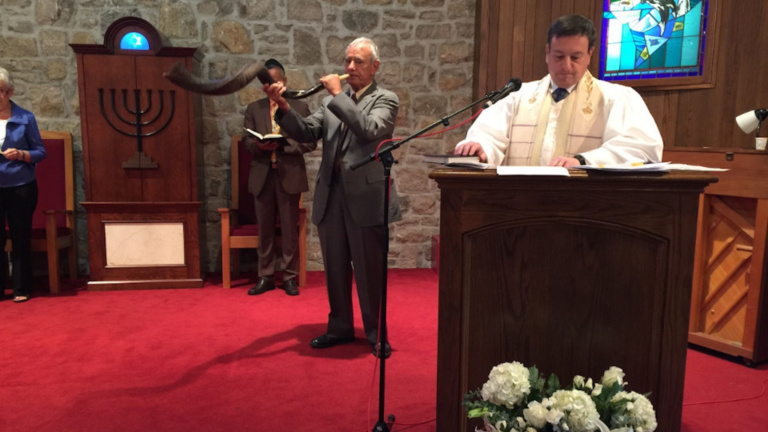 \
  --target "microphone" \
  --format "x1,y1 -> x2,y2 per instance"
484,78 -> 522,108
